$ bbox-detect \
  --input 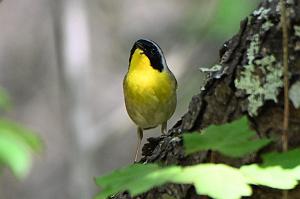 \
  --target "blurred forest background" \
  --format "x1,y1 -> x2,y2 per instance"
0,0 -> 258,198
